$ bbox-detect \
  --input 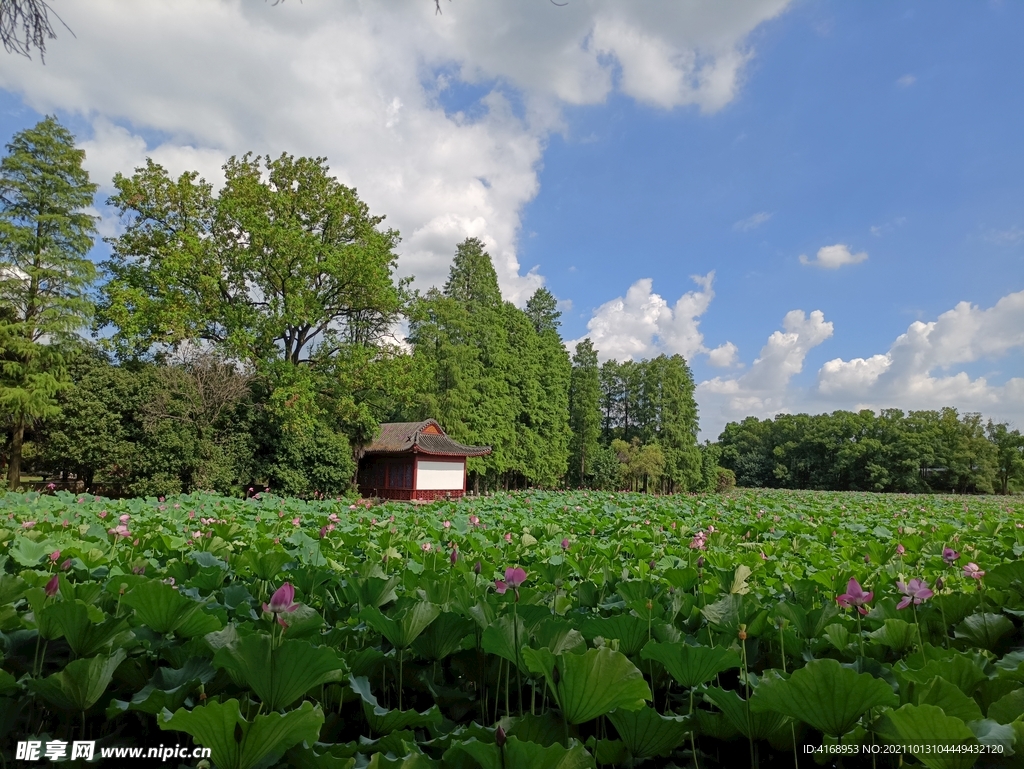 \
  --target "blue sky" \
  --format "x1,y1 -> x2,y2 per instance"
1,1 -> 1021,437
